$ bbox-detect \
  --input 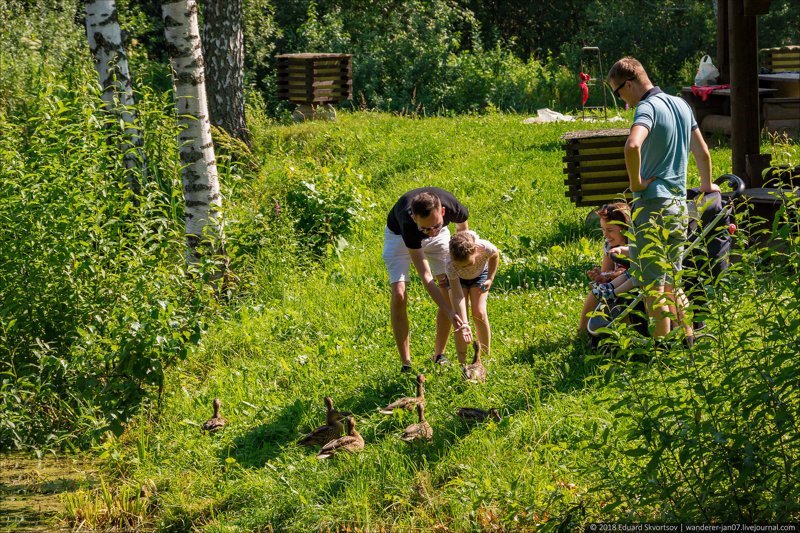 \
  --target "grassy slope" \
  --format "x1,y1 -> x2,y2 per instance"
124,112 -> 737,531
